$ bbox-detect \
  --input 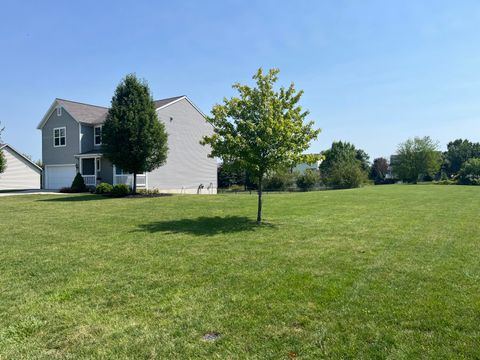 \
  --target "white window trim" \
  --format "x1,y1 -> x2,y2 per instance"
53,126 -> 66,148
94,125 -> 102,145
